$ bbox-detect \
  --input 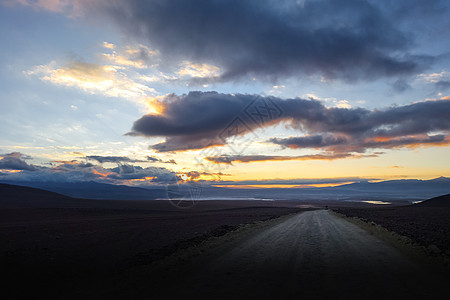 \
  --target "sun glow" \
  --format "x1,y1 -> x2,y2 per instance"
141,96 -> 166,115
